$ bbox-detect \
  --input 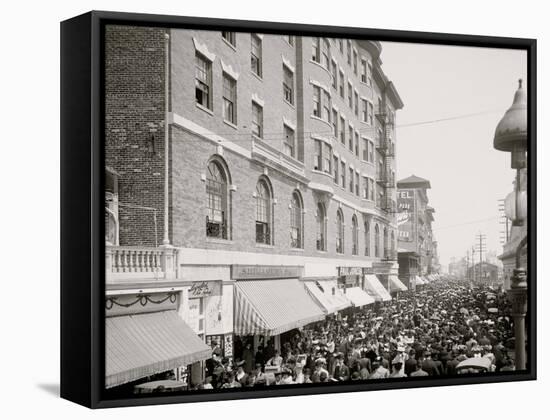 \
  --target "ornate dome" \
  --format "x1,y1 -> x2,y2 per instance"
494,79 -> 527,152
